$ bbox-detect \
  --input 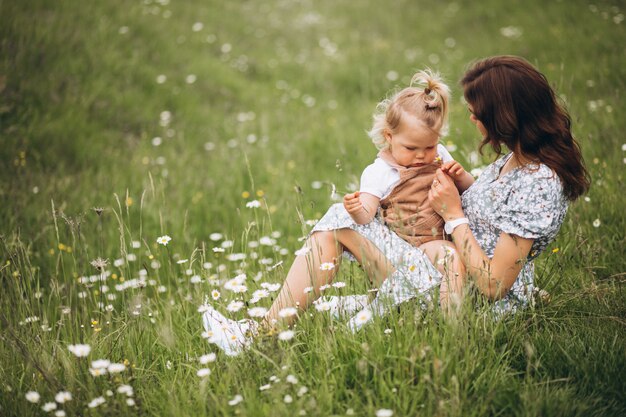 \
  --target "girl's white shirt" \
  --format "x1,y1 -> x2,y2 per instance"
360,144 -> 453,199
